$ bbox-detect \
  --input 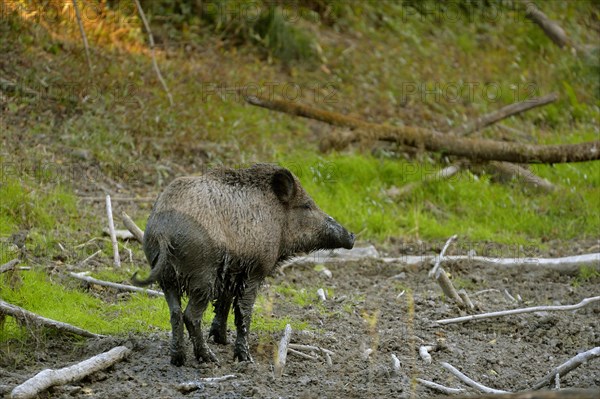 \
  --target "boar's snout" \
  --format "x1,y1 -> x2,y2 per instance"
325,216 -> 355,250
